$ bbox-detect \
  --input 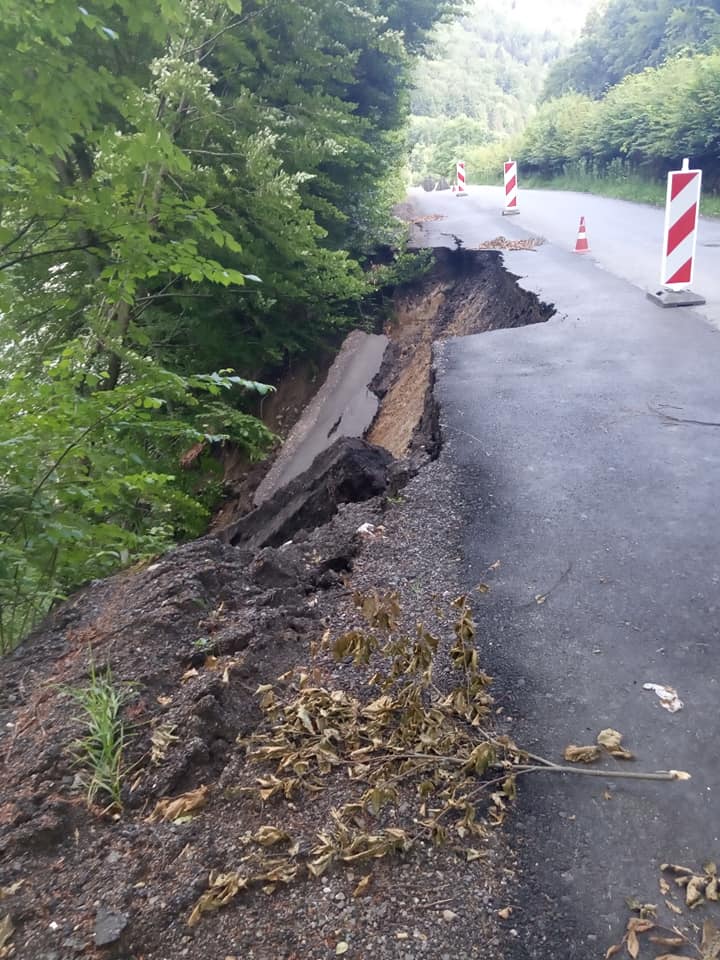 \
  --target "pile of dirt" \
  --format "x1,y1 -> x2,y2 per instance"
0,441 -> 511,960
476,236 -> 545,251
367,248 -> 554,457
0,443 -> 400,960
